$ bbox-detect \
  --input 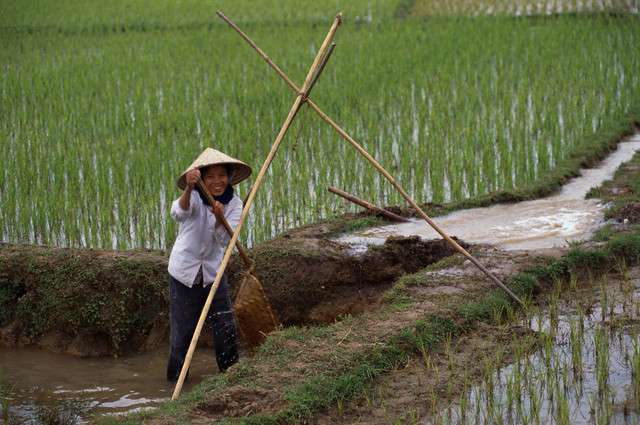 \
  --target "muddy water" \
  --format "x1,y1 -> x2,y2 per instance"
0,346 -> 218,422
336,135 -> 640,253
430,269 -> 640,425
